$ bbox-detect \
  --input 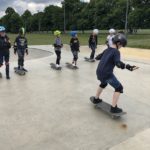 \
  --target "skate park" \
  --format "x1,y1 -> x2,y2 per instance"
0,45 -> 150,150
